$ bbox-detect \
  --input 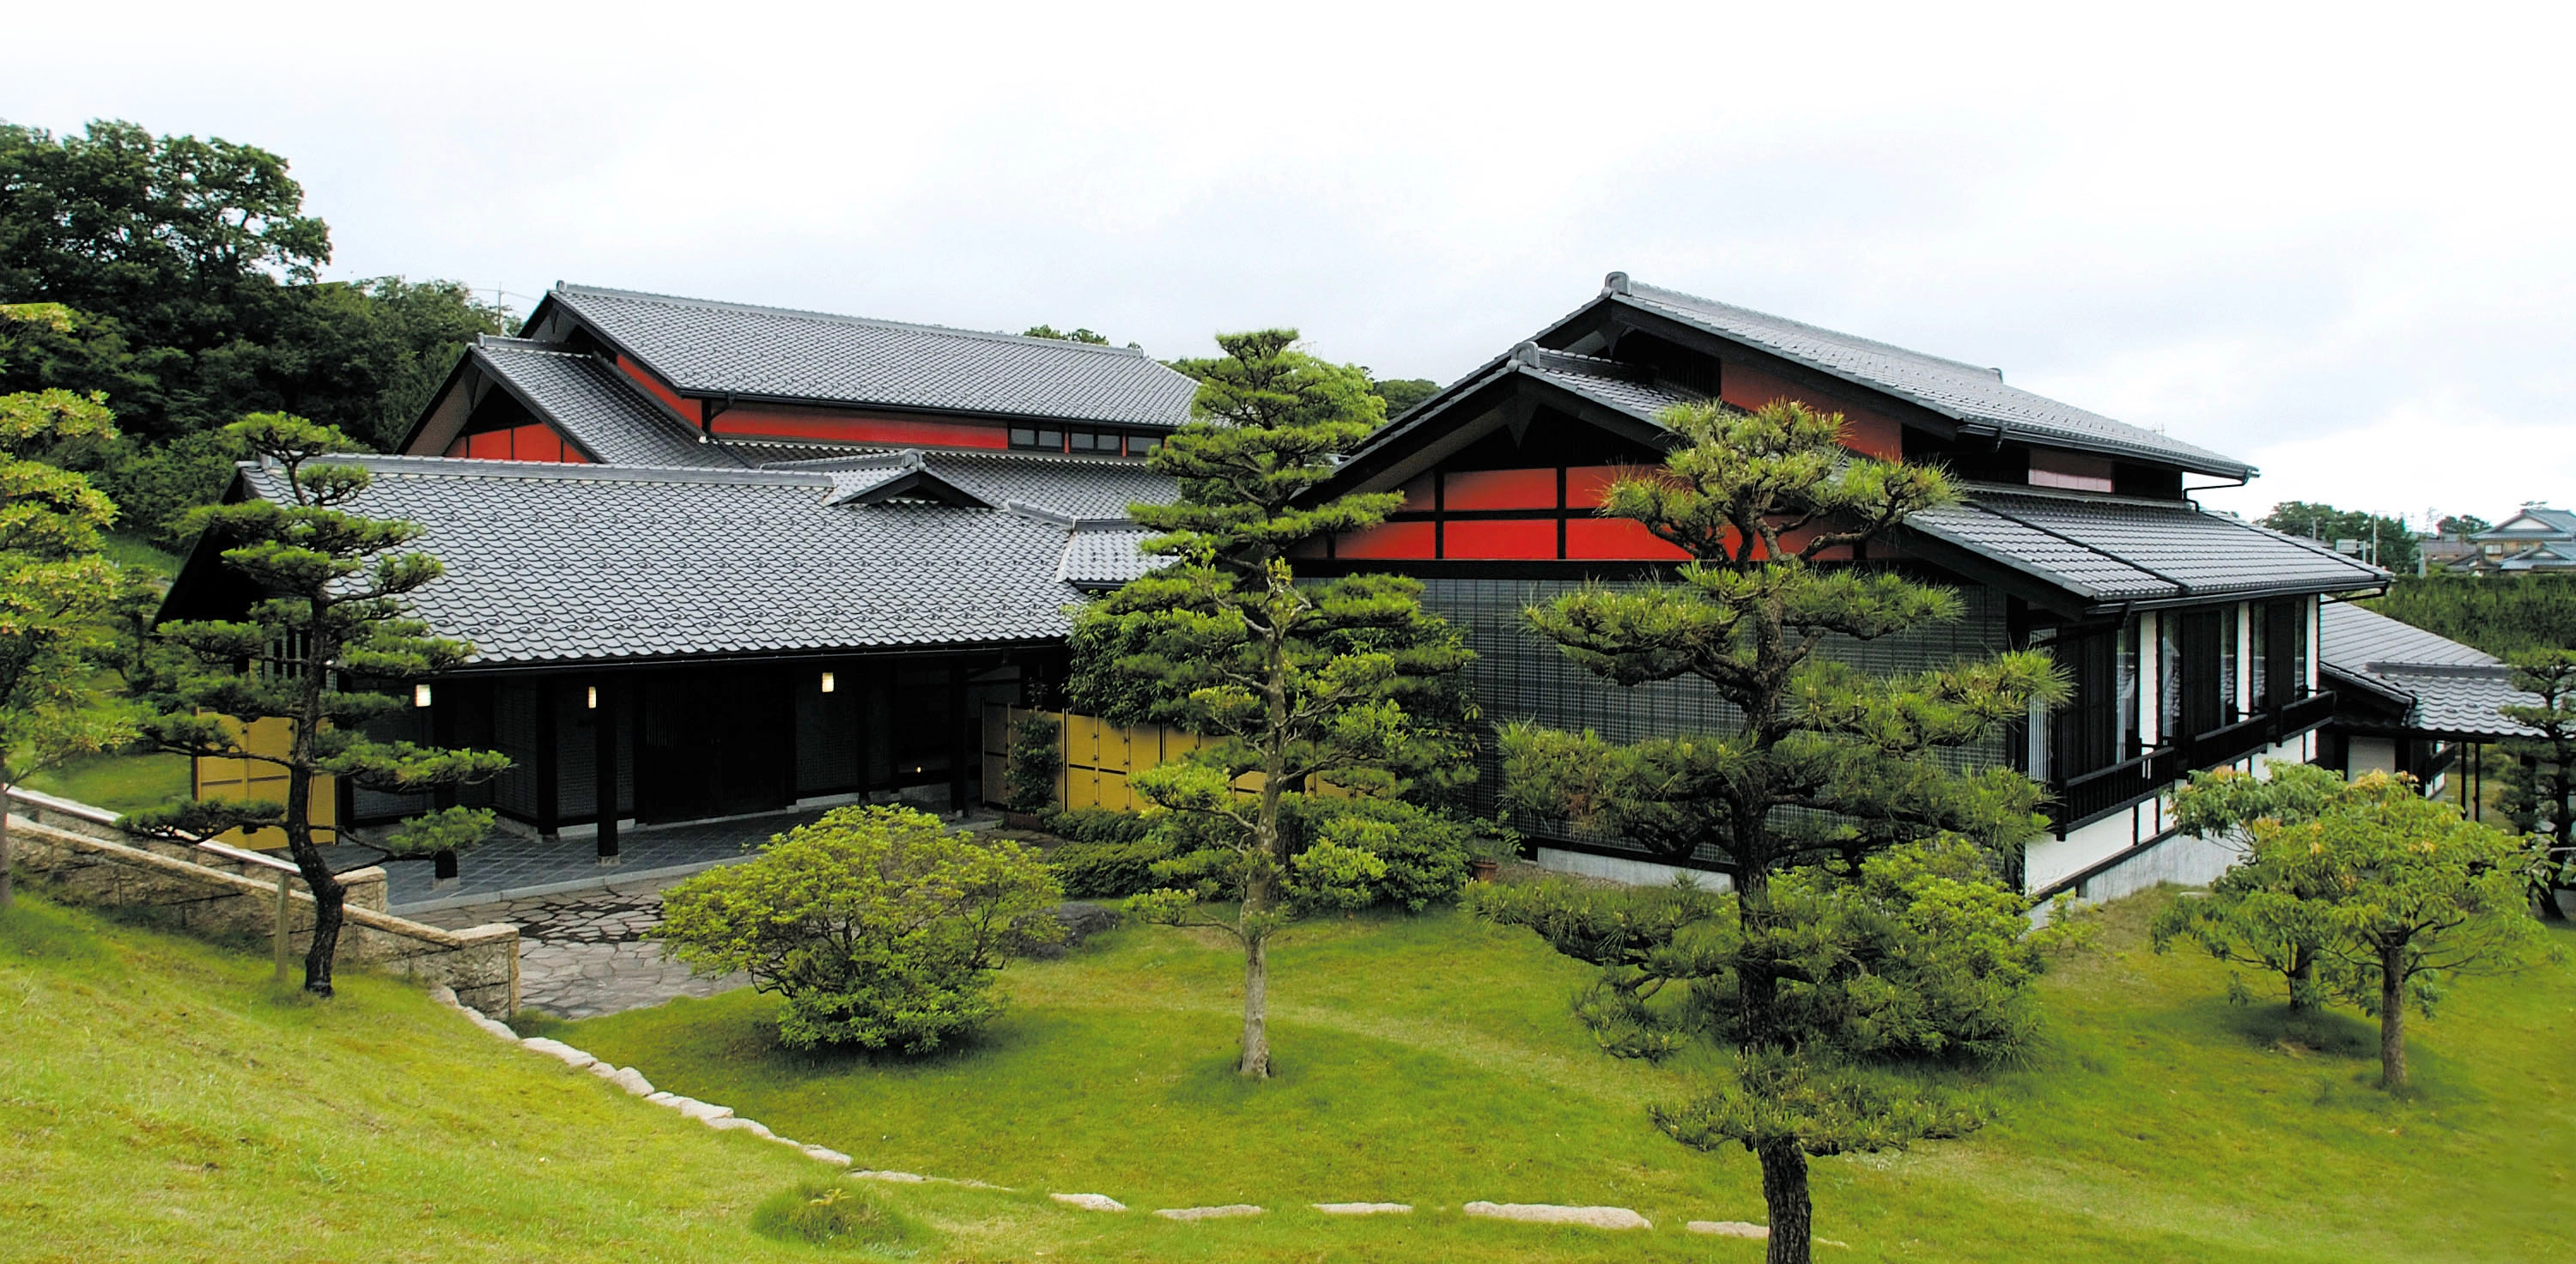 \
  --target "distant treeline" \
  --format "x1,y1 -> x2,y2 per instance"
2362,574 -> 2576,658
